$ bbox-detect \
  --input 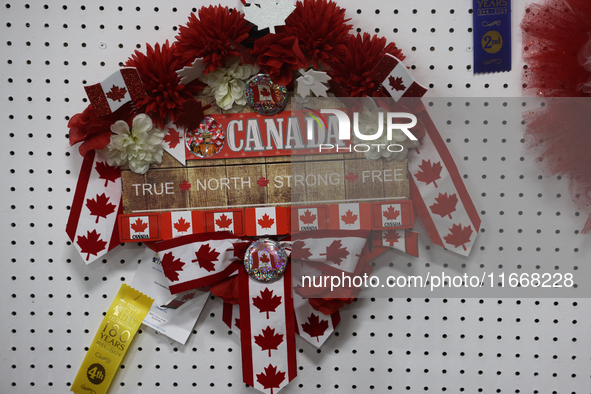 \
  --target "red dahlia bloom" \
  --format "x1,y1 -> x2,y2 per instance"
251,33 -> 306,86
329,33 -> 405,97
284,0 -> 352,69
175,5 -> 251,74
125,40 -> 202,129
